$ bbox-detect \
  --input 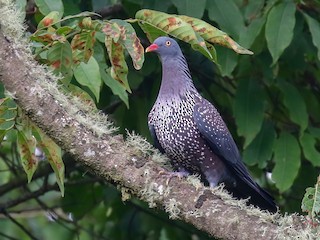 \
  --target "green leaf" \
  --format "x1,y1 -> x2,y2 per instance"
215,47 -> 238,77
178,15 -> 253,55
171,0 -> 206,19
135,9 -> 214,61
136,21 -> 167,43
79,17 -> 102,31
108,19 -> 145,70
73,56 -> 102,102
0,98 -> 17,131
265,1 -> 296,65
102,20 -> 141,94
17,130 -> 38,183
309,127 -> 320,139
0,108 -> 17,121
301,177 -> 320,222
0,130 -> 6,144
94,43 -> 129,107
239,16 -> 266,49
102,18 -> 145,93
103,68 -> 129,108
104,35 -> 131,93
300,133 -> 320,167
32,126 -> 65,197
302,13 -> 320,61
34,0 -> 64,18
207,0 -> 245,40
30,29 -> 55,45
243,0 -> 265,22
300,88 -> 320,124
71,30 -> 96,64
243,121 -> 276,168
68,85 -> 96,107
0,98 -> 13,110
0,121 -> 15,131
37,11 -> 61,29
272,132 -> 301,192
278,80 -> 308,134
56,26 -> 74,36
234,78 -> 265,147
47,41 -> 73,84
